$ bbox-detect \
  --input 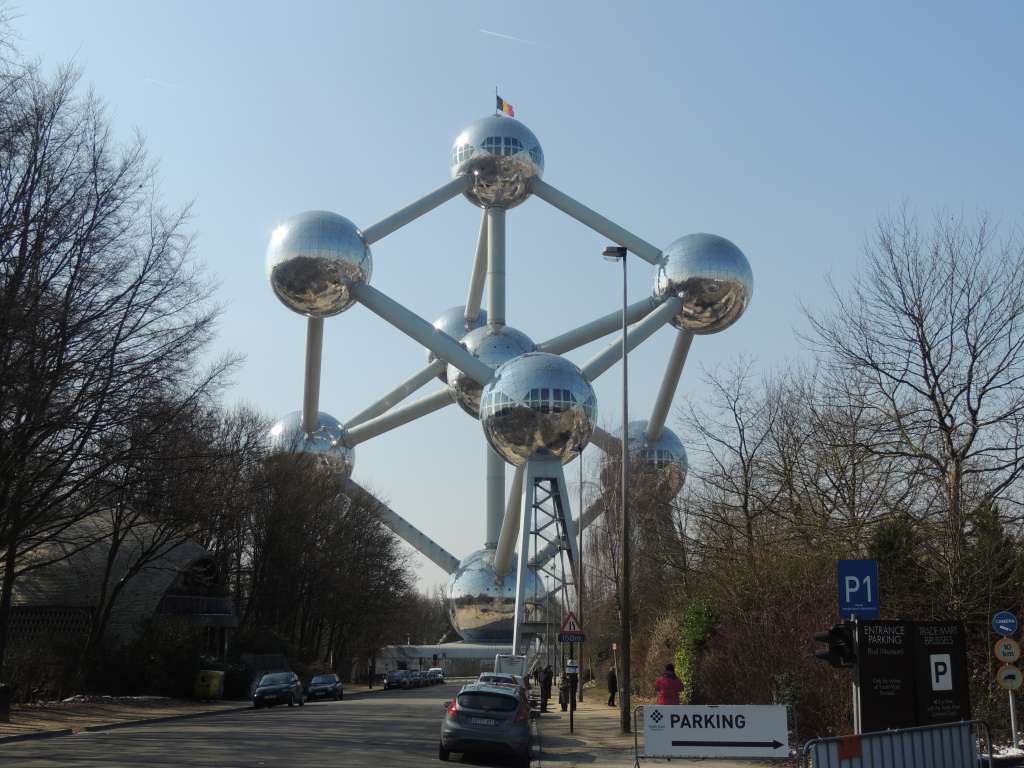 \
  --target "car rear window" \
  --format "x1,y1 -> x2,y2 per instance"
312,675 -> 336,683
260,673 -> 292,685
458,692 -> 518,712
